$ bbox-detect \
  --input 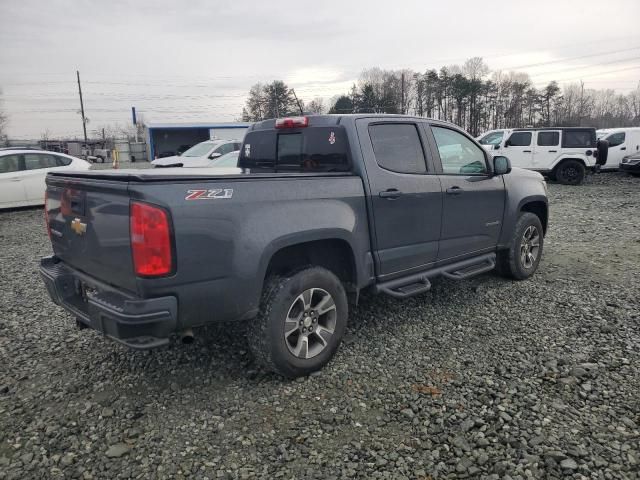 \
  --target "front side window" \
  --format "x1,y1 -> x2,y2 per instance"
432,126 -> 488,175
479,131 -> 504,146
369,123 -> 426,174
0,155 -> 21,174
24,154 -> 59,170
507,132 -> 532,147
606,132 -> 626,147
537,131 -> 560,146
